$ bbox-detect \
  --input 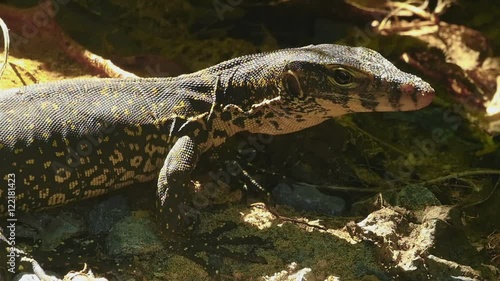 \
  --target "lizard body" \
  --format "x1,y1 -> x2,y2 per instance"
0,44 -> 434,232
